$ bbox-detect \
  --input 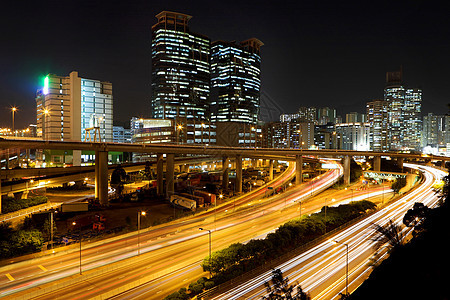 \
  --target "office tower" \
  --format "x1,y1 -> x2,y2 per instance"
366,100 -> 389,151
151,11 -> 210,122
384,69 -> 404,150
403,88 -> 422,149
36,71 -> 113,143
113,126 -> 132,143
210,39 -> 263,124
384,69 -> 422,150
335,122 -> 370,151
